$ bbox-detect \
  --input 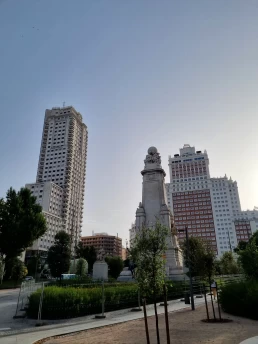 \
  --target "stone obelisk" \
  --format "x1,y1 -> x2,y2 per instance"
135,147 -> 183,278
